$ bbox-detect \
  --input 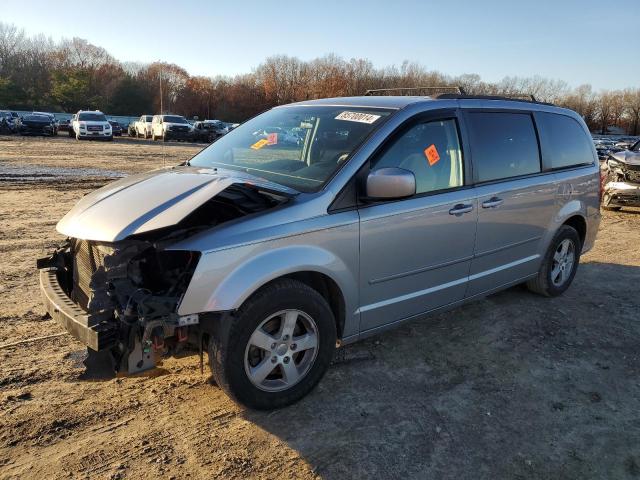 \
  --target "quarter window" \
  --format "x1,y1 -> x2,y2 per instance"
537,112 -> 595,168
467,112 -> 541,182
371,119 -> 464,194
